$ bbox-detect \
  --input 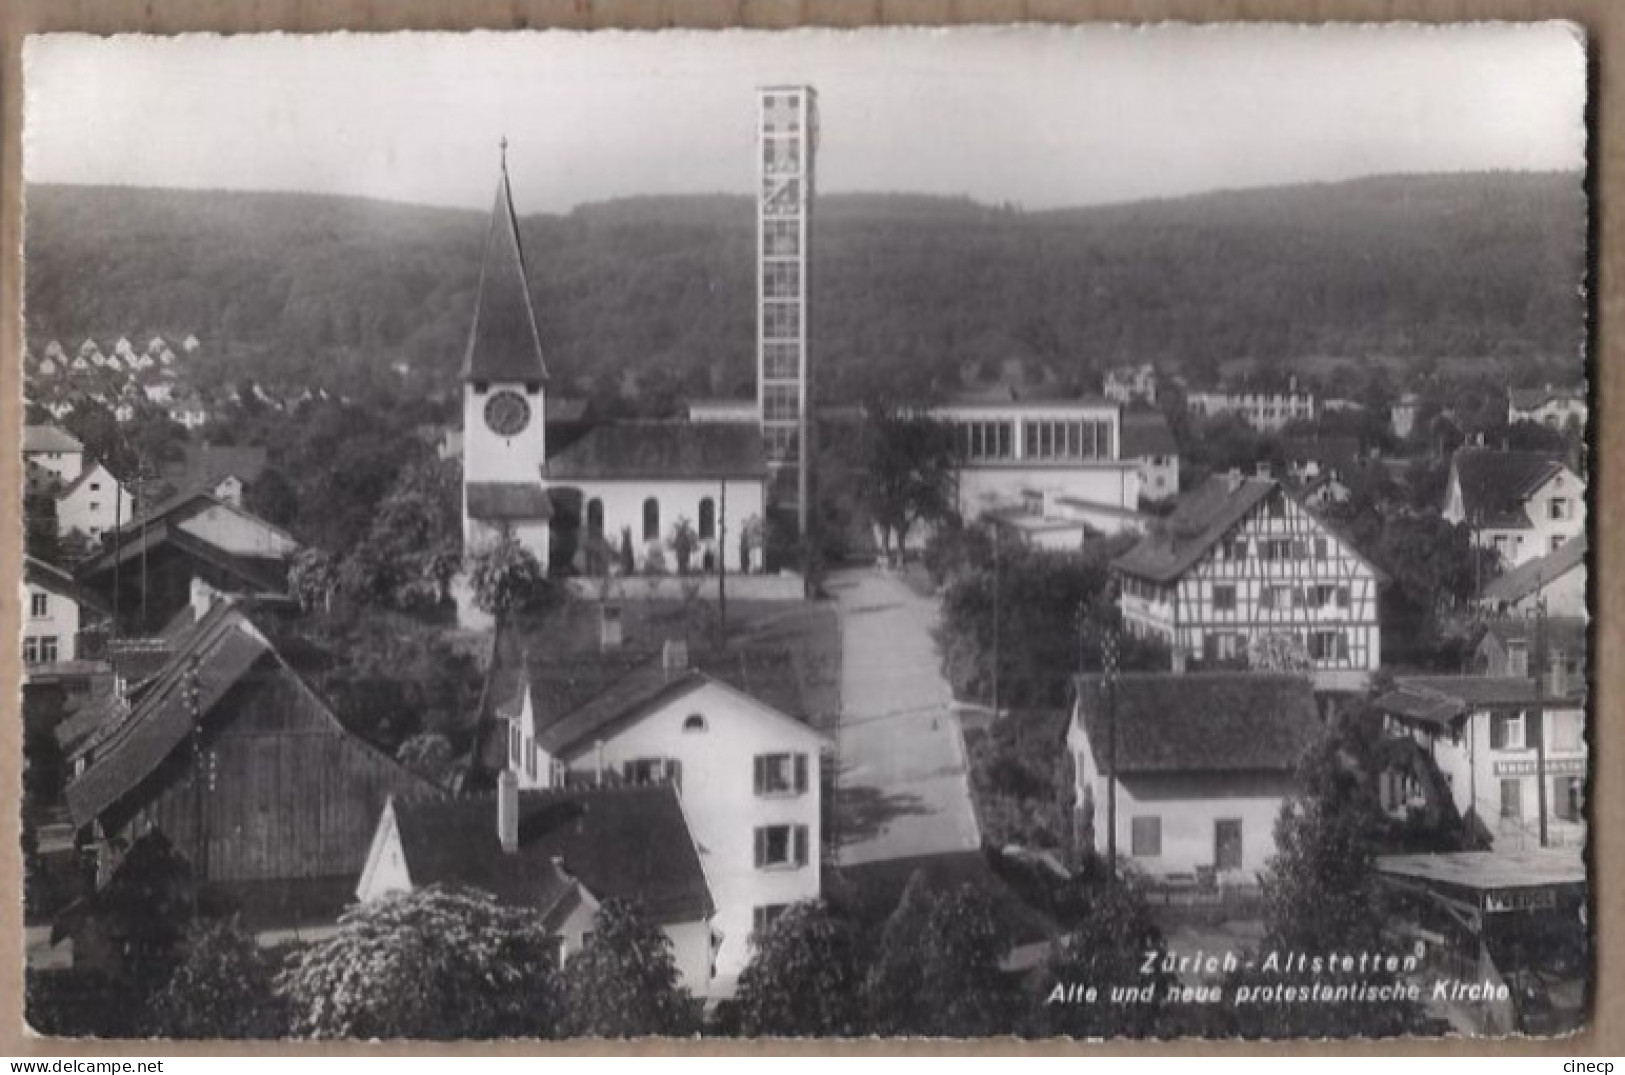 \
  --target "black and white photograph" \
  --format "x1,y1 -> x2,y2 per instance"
16,22 -> 1590,1042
